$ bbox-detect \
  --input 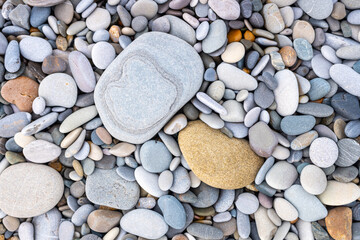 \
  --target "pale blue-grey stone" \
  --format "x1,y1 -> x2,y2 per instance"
281,115 -> 316,135
158,195 -> 186,229
30,7 -> 51,27
331,92 -> 360,120
19,36 -> 52,62
330,64 -> 360,97
4,40 -> 21,73
0,112 -> 31,138
294,38 -> 313,61
140,140 -> 172,173
33,208 -> 61,240
202,20 -> 227,54
297,0 -> 333,20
